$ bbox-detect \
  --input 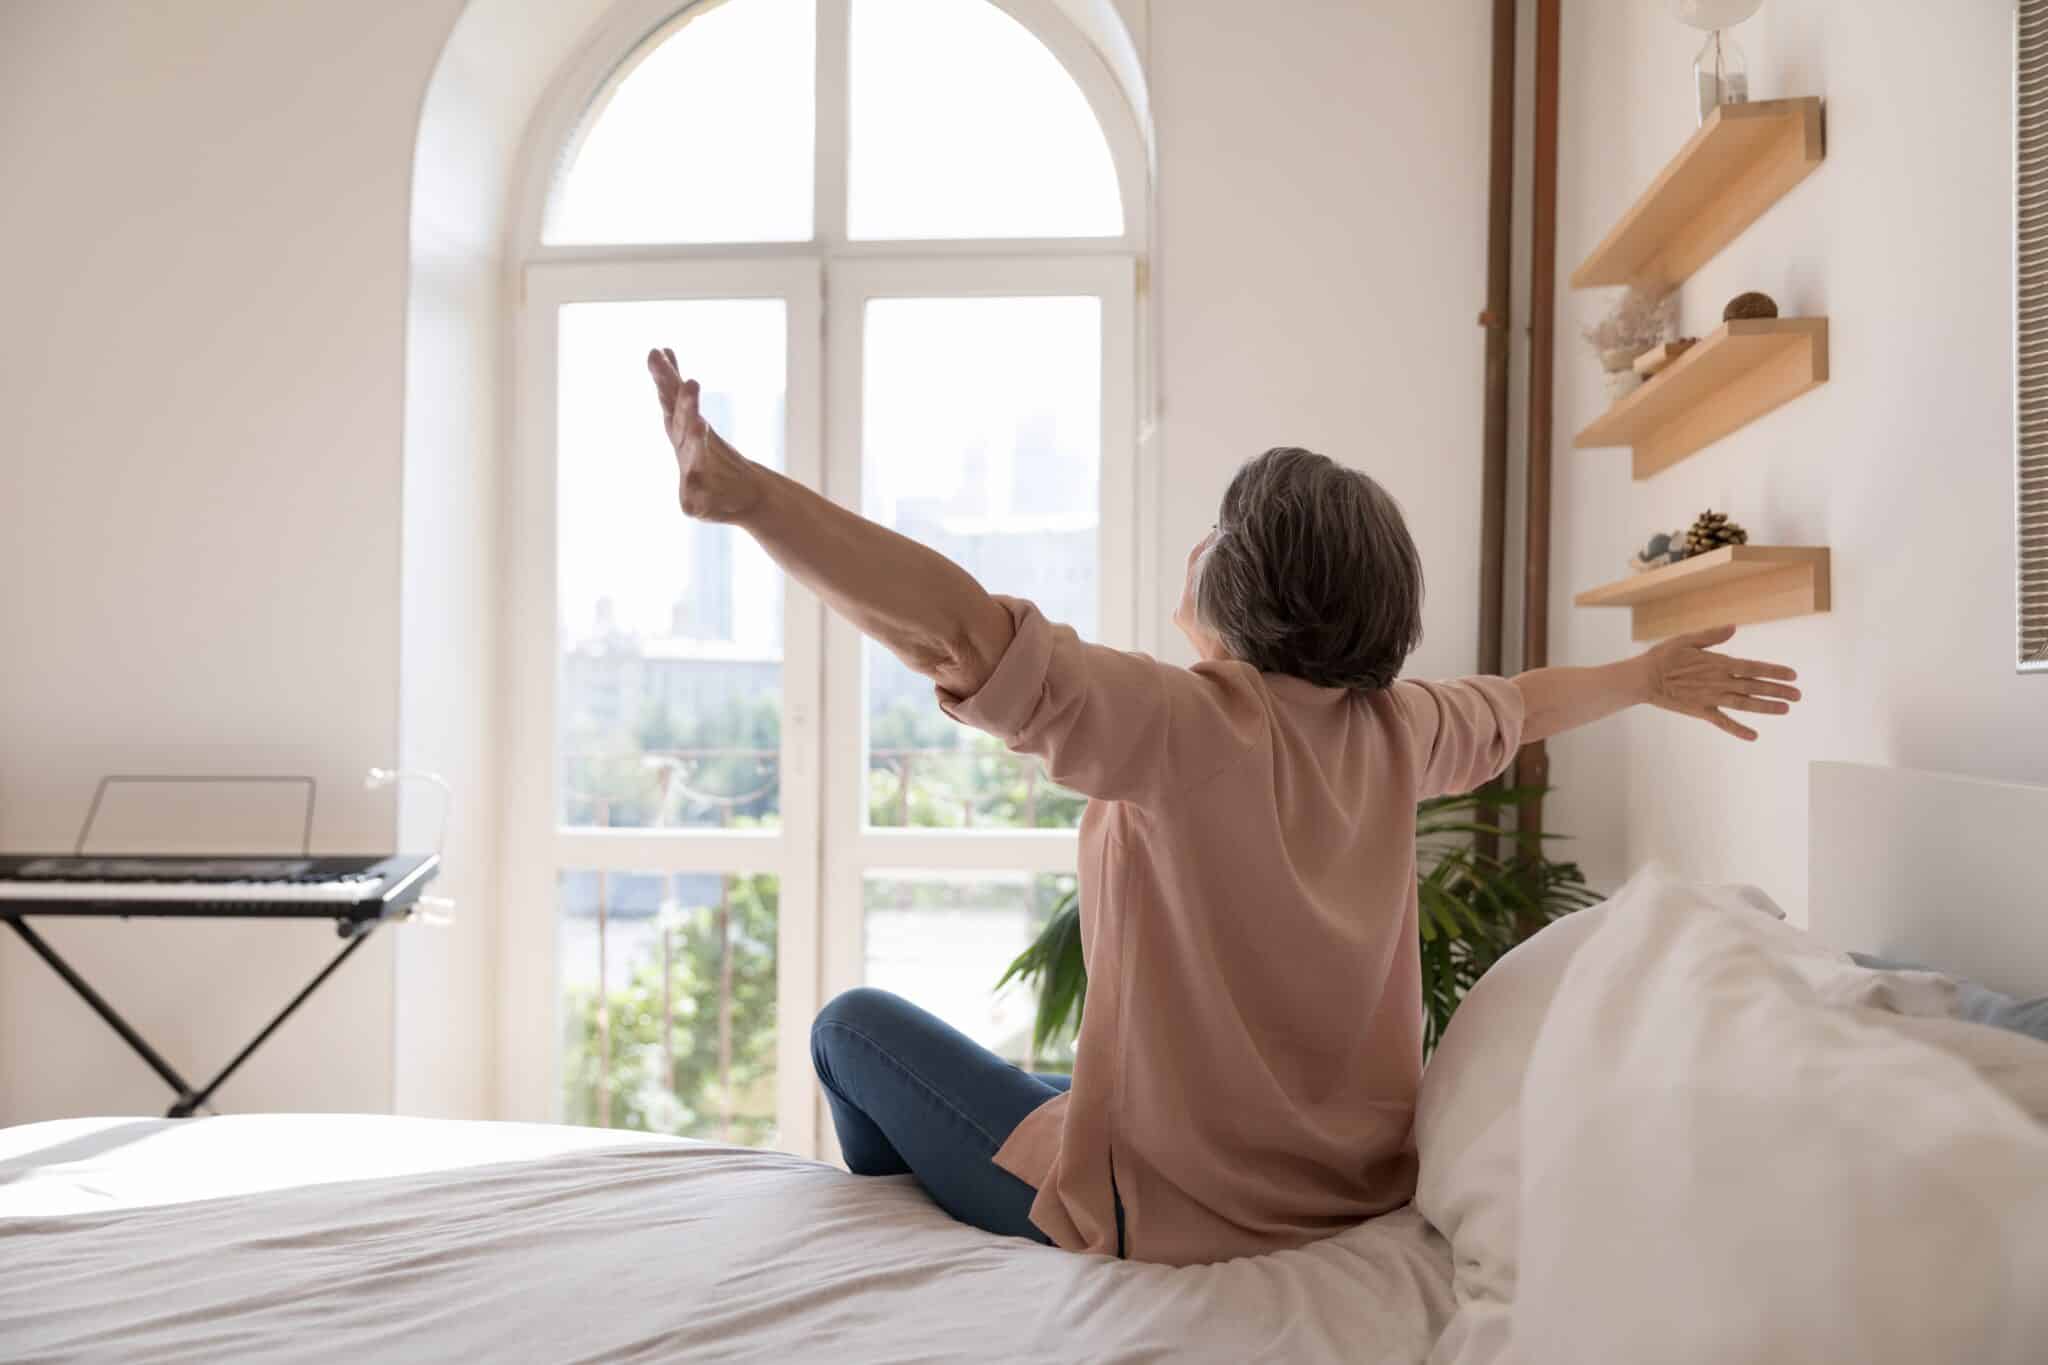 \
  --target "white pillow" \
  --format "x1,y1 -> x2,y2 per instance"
1411,888 -> 1618,1365
1412,867 -> 1954,1365
1512,886 -> 2048,1365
